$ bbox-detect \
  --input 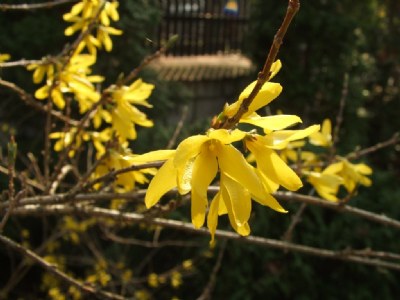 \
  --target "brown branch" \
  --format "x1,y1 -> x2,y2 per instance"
281,202 -> 307,242
216,0 -> 300,129
0,165 -> 45,191
83,161 -> 164,190
9,205 -> 400,272
330,73 -> 349,157
166,105 -> 189,149
196,240 -> 227,300
0,79 -> 79,126
0,0 -> 76,11
346,132 -> 400,160
0,234 -> 126,300
274,191 -> 400,230
102,229 -> 202,248
2,188 -> 400,232
0,59 -> 42,68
